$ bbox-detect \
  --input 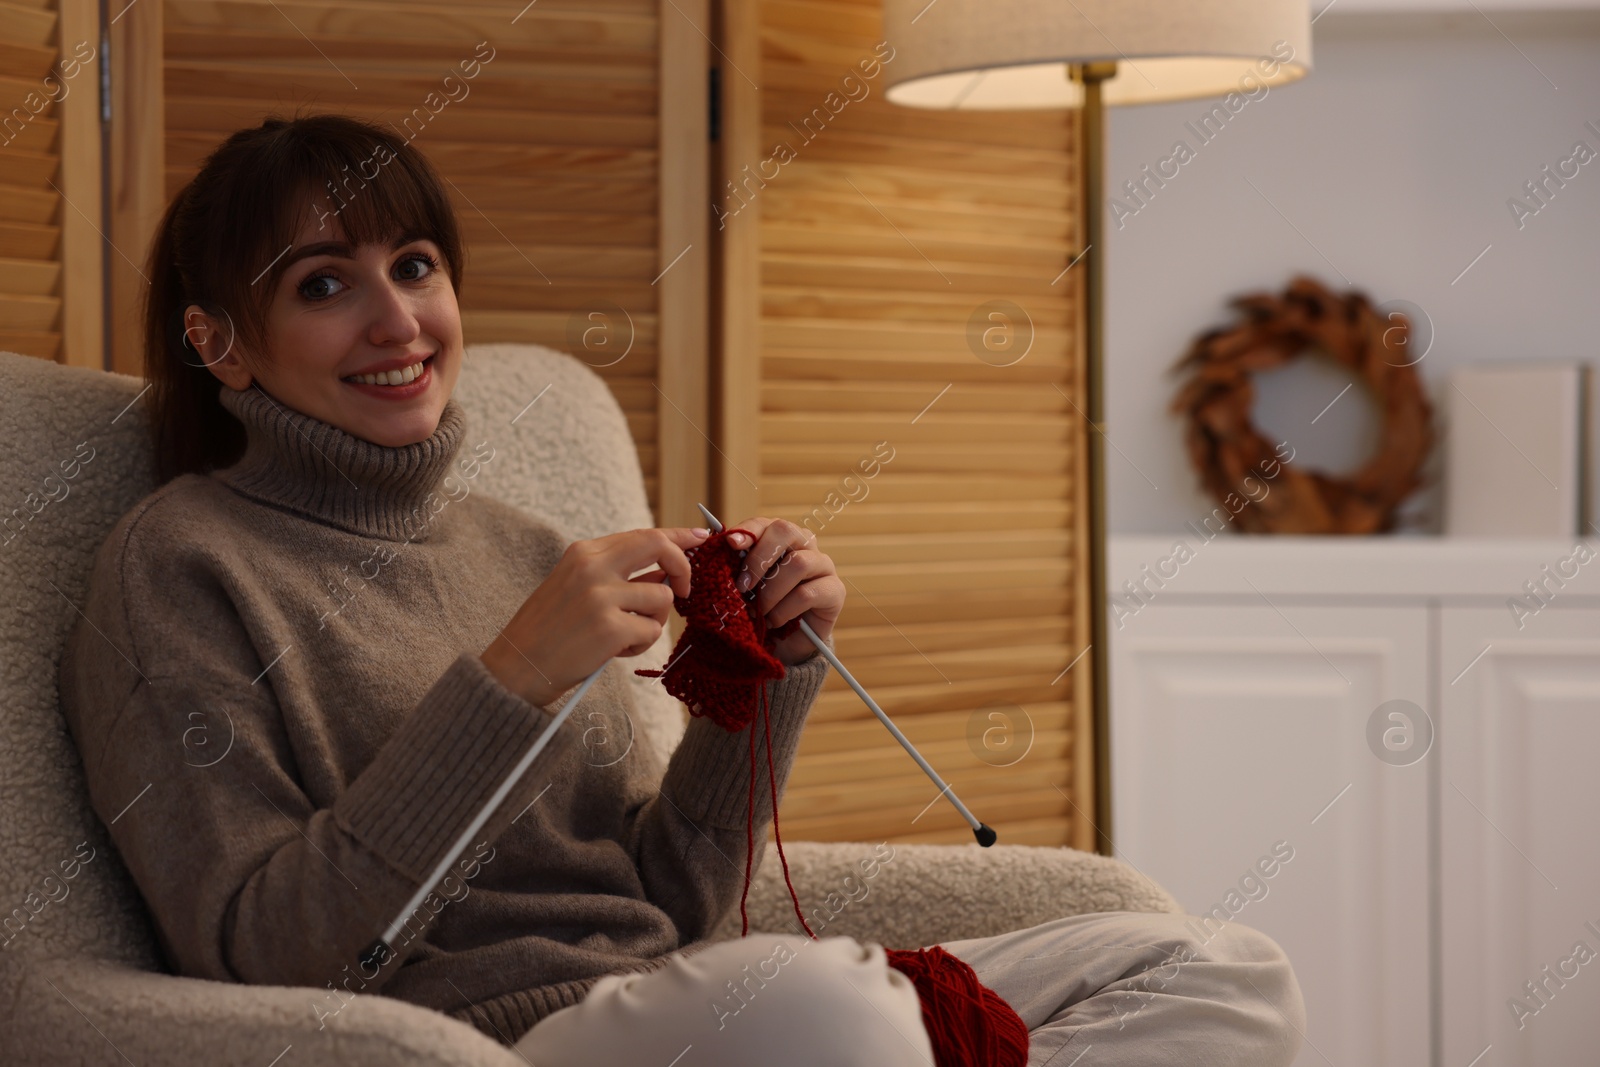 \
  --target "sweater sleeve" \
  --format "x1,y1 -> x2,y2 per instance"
621,638 -> 833,941
57,521 -> 575,998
